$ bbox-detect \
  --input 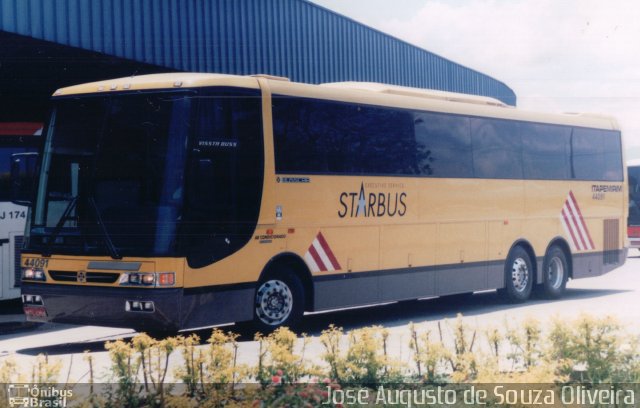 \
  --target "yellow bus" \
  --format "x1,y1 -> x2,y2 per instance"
17,73 -> 627,332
